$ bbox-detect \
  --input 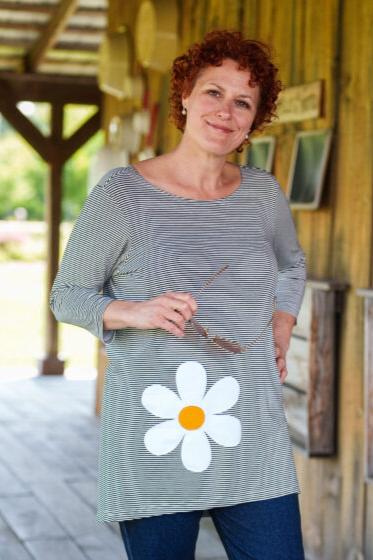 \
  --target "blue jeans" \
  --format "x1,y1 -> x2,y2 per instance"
119,493 -> 305,560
